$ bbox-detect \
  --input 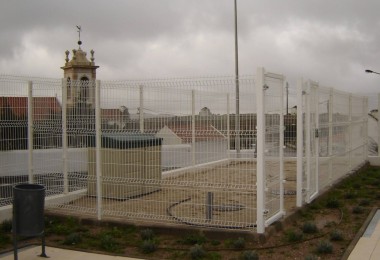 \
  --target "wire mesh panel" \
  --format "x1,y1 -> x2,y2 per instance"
46,76 -> 260,231
256,68 -> 285,232
297,78 -> 368,206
